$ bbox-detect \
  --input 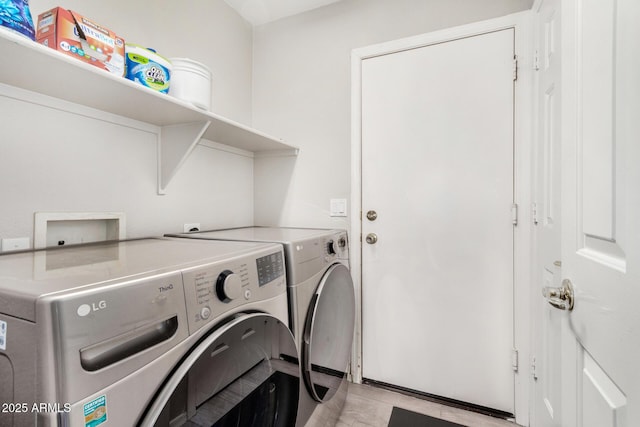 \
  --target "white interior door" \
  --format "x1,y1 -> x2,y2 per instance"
532,0 -> 565,425
555,0 -> 640,425
361,29 -> 515,413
